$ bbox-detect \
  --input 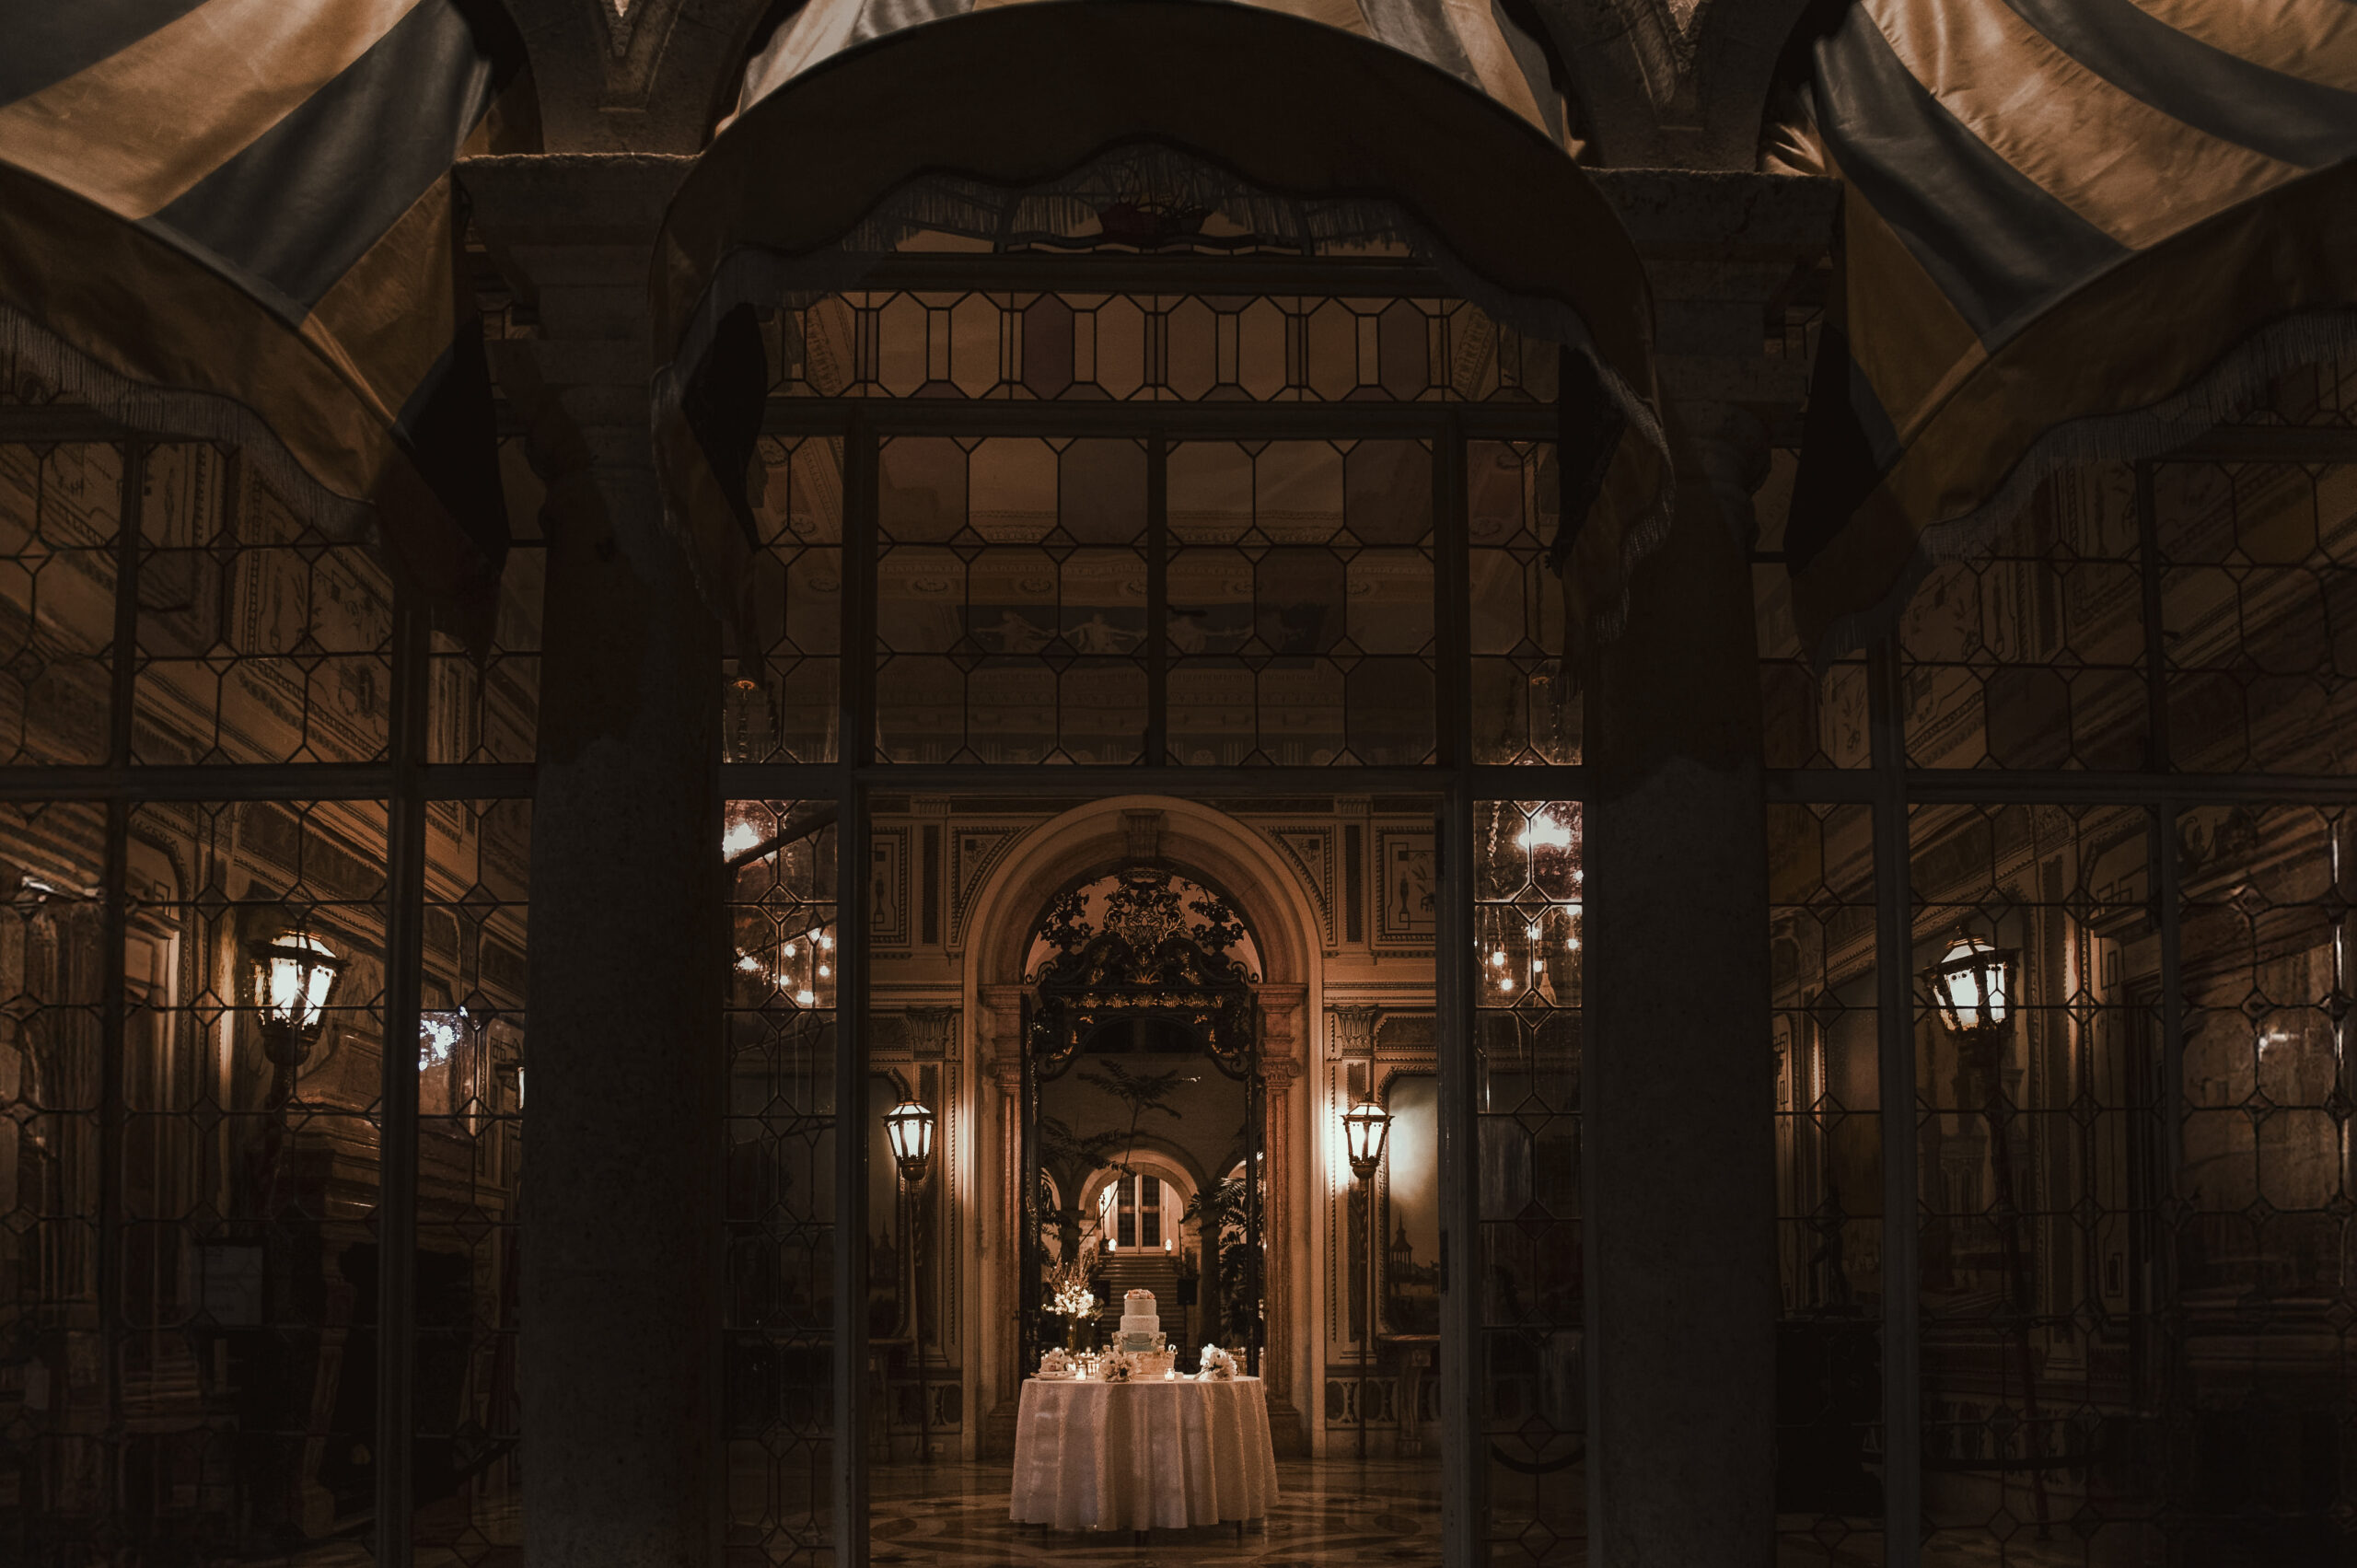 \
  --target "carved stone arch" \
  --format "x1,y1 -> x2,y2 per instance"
1689,0 -> 1830,170
968,797 -> 1321,994
1523,0 -> 1693,166
504,0 -> 777,151
1075,1144 -> 1206,1219
1520,0 -> 1817,168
